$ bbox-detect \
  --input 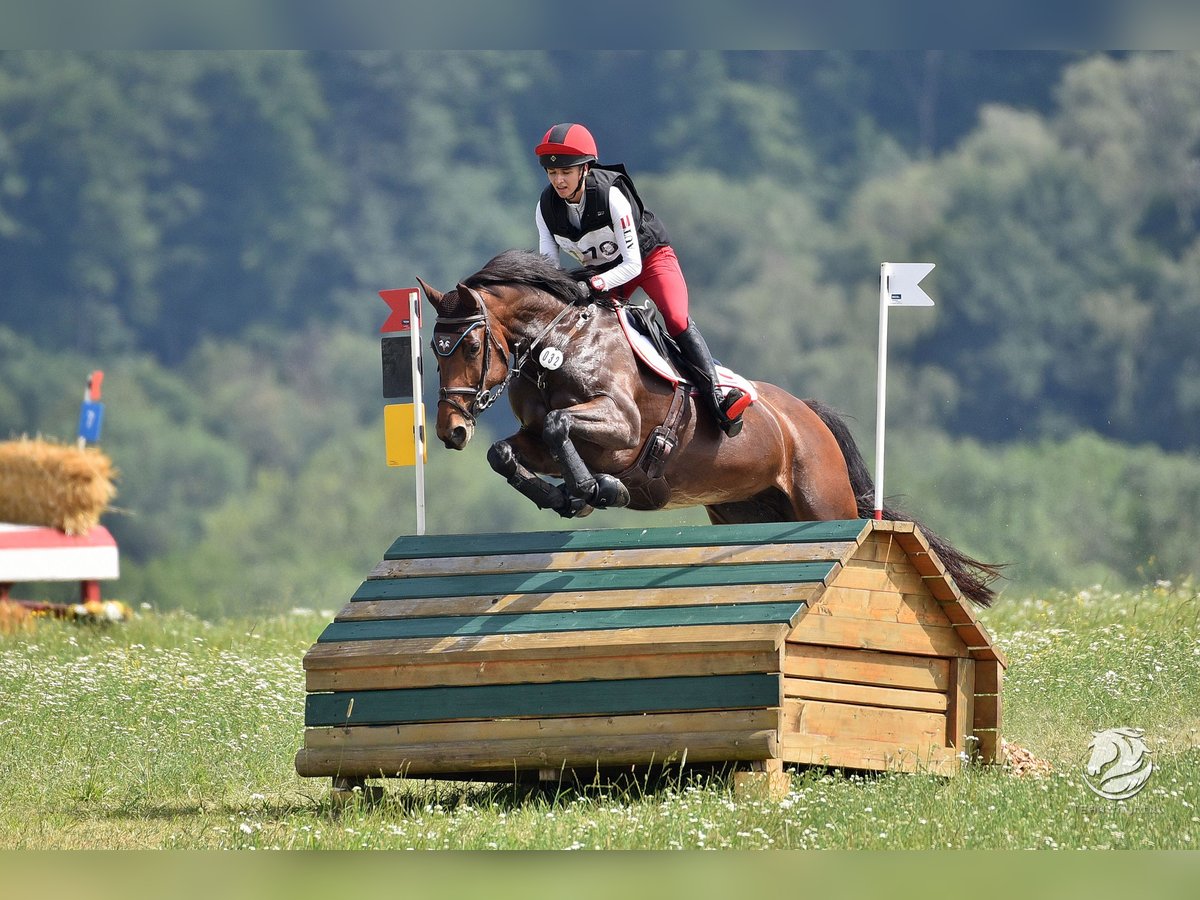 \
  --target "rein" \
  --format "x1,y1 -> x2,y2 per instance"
433,288 -> 585,424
